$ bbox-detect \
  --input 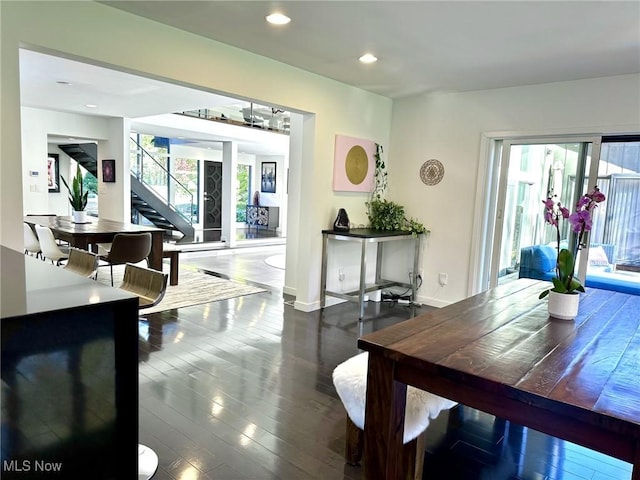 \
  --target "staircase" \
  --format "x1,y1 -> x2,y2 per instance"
130,175 -> 194,237
58,143 -> 98,177
129,138 -> 195,238
59,142 -> 194,238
